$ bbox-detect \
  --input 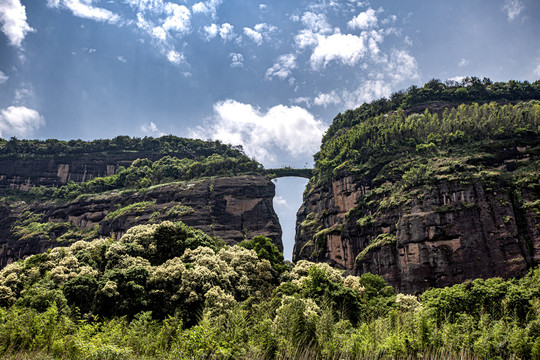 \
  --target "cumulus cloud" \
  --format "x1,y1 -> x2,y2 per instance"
311,80 -> 393,109
313,91 -> 341,107
0,0 -> 34,48
503,0 -> 524,22
229,53 -> 243,68
140,121 -> 165,136
266,54 -> 296,80
201,23 -> 238,42
385,49 -> 418,82
135,5 -> 190,65
0,71 -> 8,84
192,0 -> 222,18
243,23 -> 277,46
534,64 -> 540,78
190,100 -> 326,166
154,3 -> 191,39
310,33 -> 368,69
0,106 -> 44,138
166,50 -> 184,65
47,0 -> 121,24
347,8 -> 378,30
300,12 -> 332,33
124,0 -> 166,13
